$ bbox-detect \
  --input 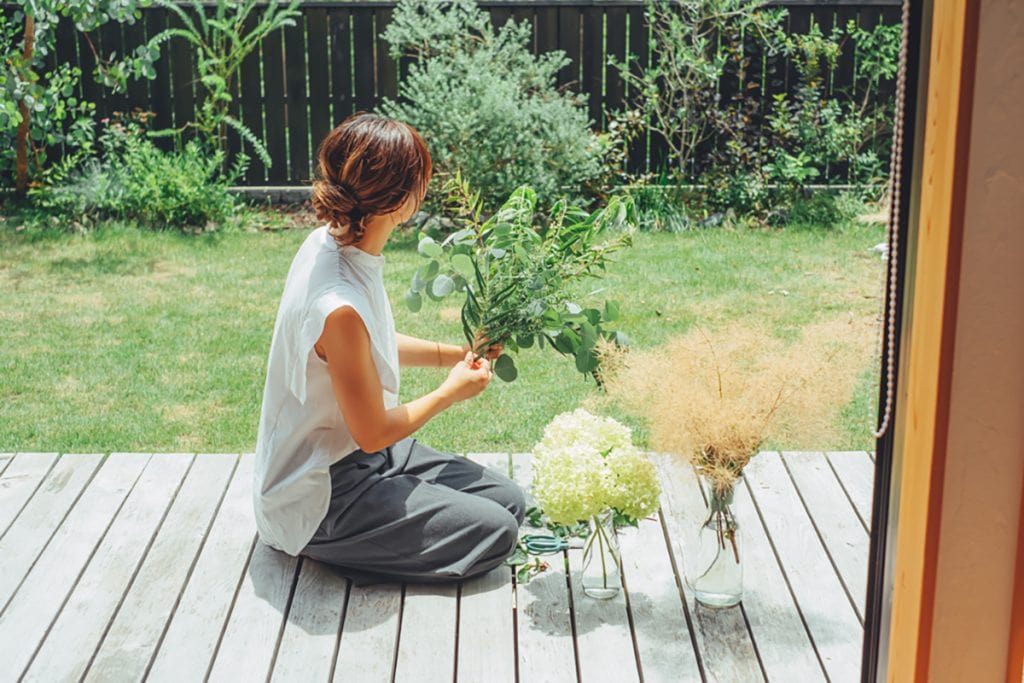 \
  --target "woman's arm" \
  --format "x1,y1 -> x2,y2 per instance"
396,332 -> 505,368
396,332 -> 467,368
318,307 -> 491,453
